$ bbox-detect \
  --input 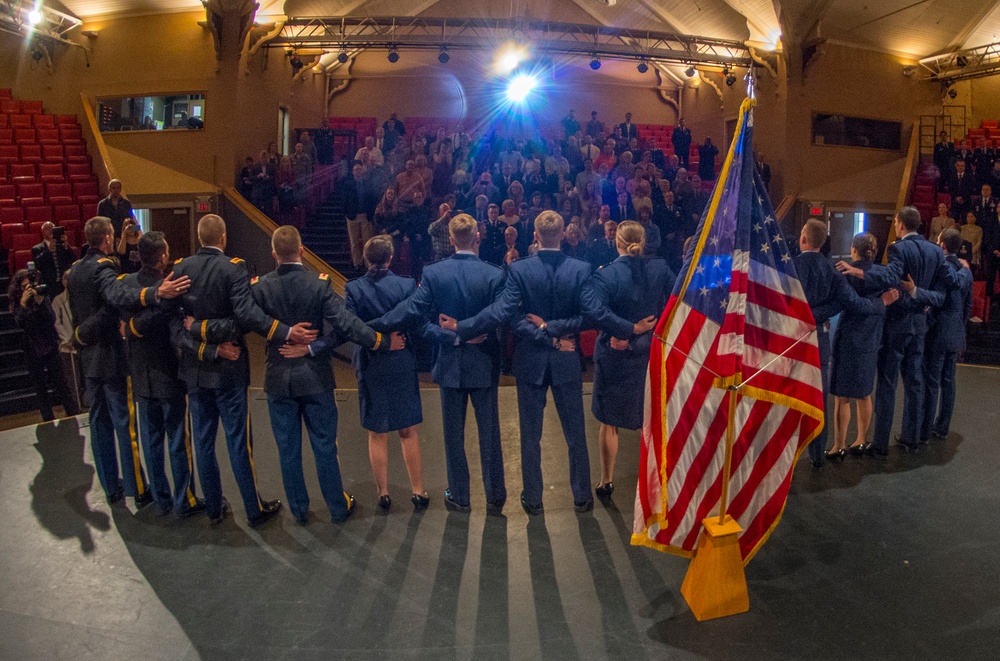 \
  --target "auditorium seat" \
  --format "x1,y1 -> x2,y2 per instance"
38,164 -> 63,182
19,144 -> 42,164
11,233 -> 35,252
1,222 -> 25,249
10,163 -> 36,179
14,128 -> 36,144
59,126 -> 82,142
21,100 -> 43,114
26,206 -> 52,224
45,182 -> 71,198
12,249 -> 32,270
55,115 -> 77,125
20,198 -> 45,210
0,98 -> 21,114
76,195 -> 99,210
937,192 -> 951,205
59,219 -> 81,244
54,204 -> 80,222
0,145 -> 17,165
8,114 -> 32,128
0,128 -> 12,144
16,182 -> 43,199
27,220 -> 44,235
0,115 -> 6,129
66,162 -> 91,179
0,184 -> 14,201
32,114 -> 54,128
41,144 -> 64,163
36,128 -> 59,144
